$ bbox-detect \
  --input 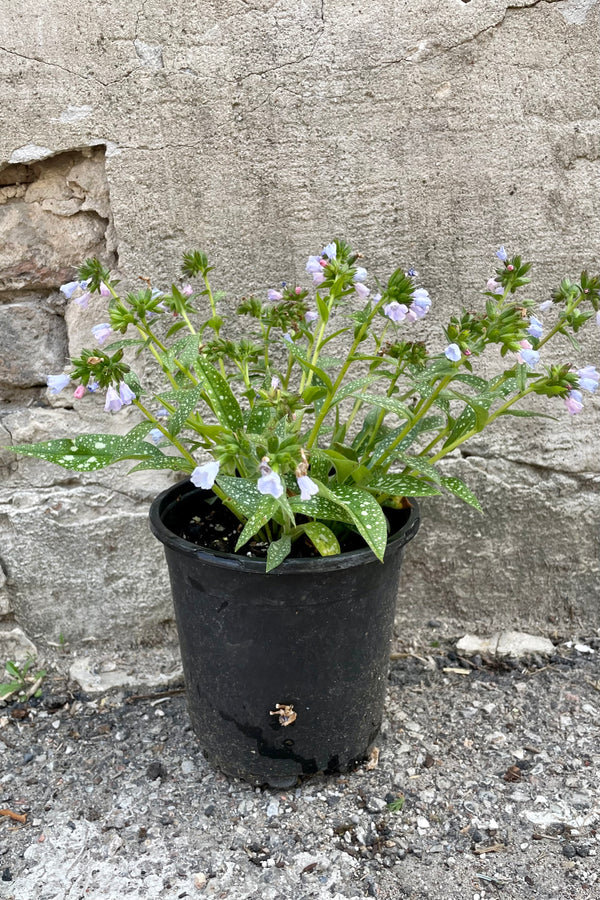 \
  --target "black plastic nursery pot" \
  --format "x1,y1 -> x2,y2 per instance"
149,480 -> 420,787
